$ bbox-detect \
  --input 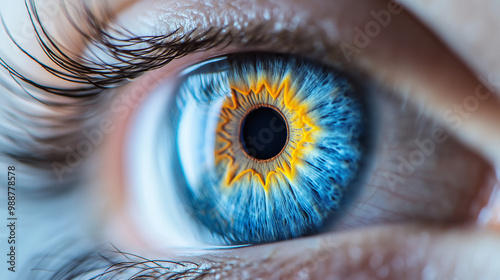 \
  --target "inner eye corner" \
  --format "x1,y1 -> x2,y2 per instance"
238,103 -> 290,162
